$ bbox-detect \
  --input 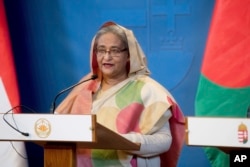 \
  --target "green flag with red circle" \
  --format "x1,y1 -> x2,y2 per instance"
195,0 -> 250,166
